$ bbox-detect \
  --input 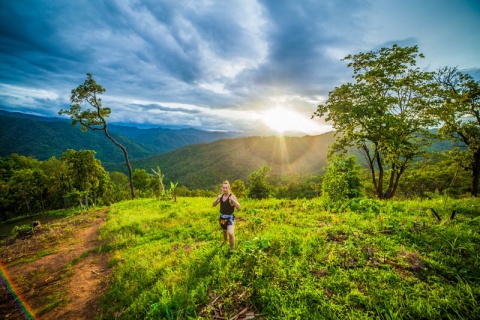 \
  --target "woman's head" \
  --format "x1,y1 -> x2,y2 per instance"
222,180 -> 230,194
